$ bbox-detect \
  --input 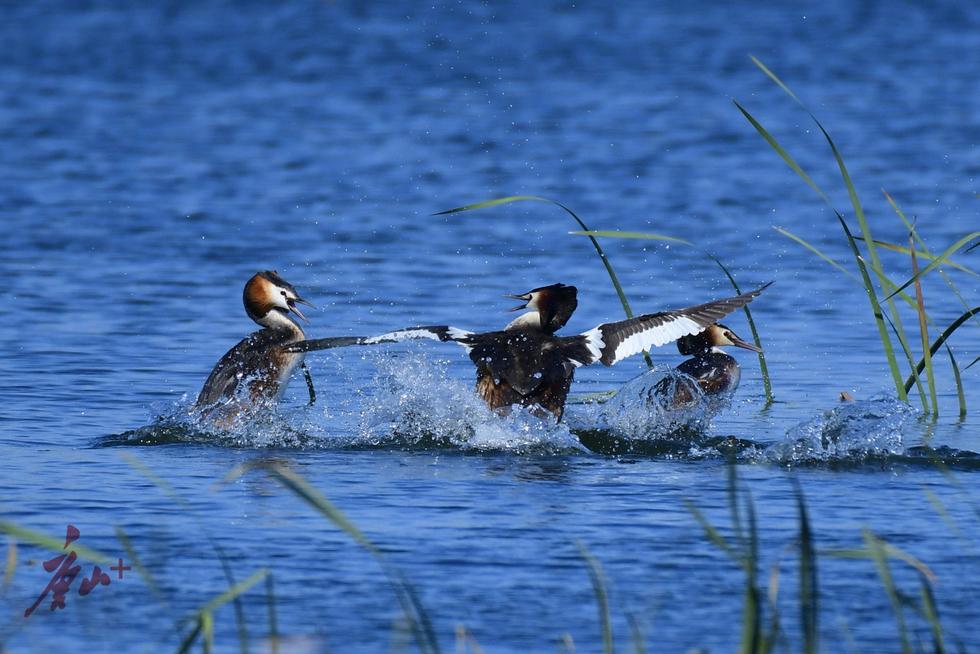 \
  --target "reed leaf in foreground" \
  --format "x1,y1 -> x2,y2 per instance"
577,541 -> 614,654
0,521 -> 110,565
266,574 -> 280,654
123,453 -> 251,654
2,537 -> 15,590
226,460 -> 442,654
176,568 -> 268,654
910,238 -> 939,416
919,573 -> 947,654
572,229 -> 774,405
793,480 -> 818,654
862,530 -> 912,654
686,465 -> 768,653
115,526 -> 166,604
